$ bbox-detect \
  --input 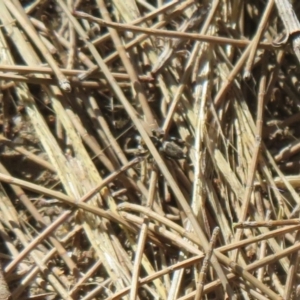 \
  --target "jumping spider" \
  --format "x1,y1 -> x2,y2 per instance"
124,130 -> 186,160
